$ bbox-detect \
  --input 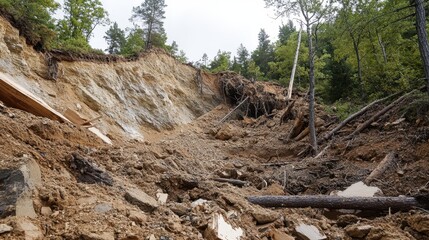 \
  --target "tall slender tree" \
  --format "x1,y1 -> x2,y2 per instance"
265,0 -> 331,155
413,0 -> 429,93
131,0 -> 167,50
252,29 -> 275,77
104,22 -> 126,54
